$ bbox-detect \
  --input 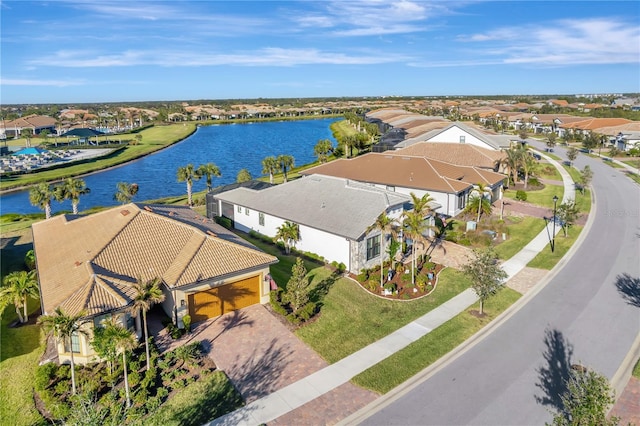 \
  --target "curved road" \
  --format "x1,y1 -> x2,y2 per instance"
359,142 -> 640,425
